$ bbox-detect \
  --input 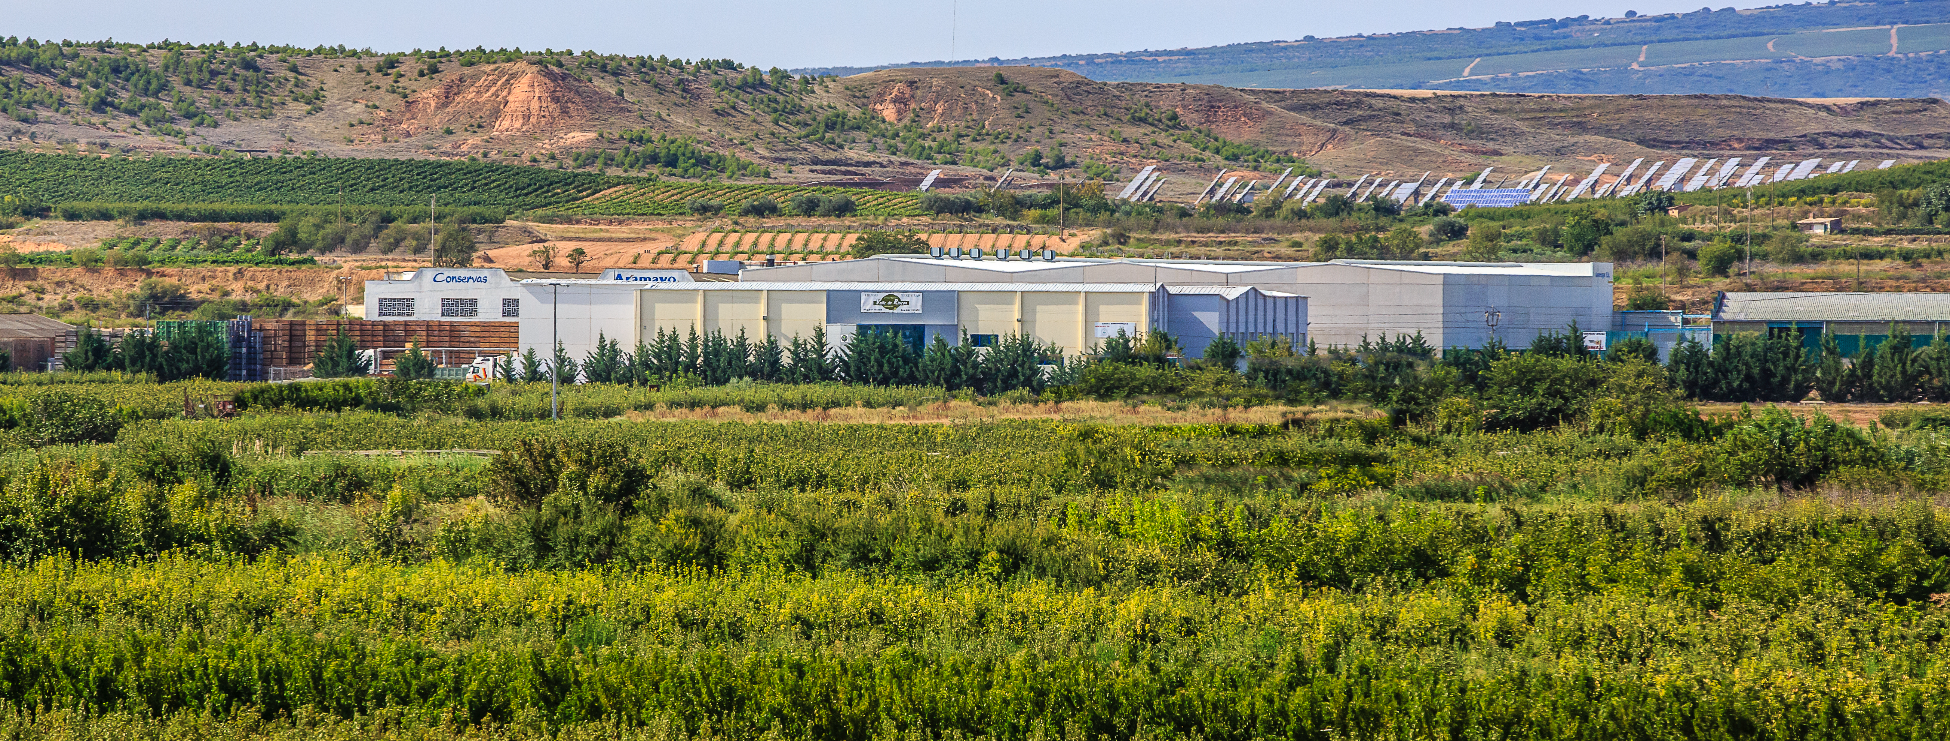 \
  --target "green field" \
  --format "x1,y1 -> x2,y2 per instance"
0,152 -> 621,210
554,181 -> 928,217
1896,22 -> 1950,54
1775,26 -> 1902,58
0,358 -> 1946,737
1465,45 -> 1644,78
